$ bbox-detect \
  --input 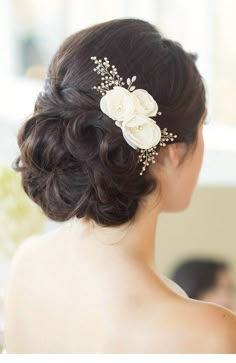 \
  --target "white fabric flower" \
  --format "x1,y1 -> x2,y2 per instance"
100,86 -> 135,121
100,86 -> 161,150
132,89 -> 158,117
115,115 -> 161,150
